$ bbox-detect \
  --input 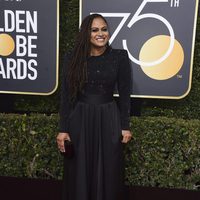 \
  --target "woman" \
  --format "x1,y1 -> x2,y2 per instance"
57,14 -> 132,200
